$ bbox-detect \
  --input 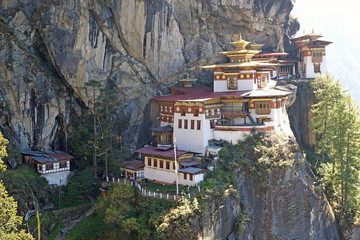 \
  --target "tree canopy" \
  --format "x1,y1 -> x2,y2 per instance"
0,132 -> 33,239
311,74 -> 360,225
